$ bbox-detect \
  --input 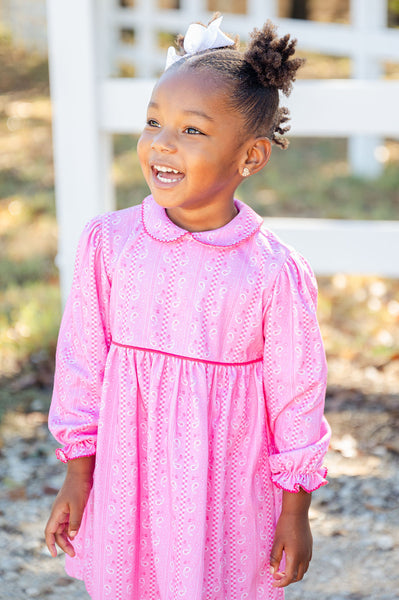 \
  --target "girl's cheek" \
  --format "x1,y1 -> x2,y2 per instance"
136,135 -> 144,157
136,137 -> 148,170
